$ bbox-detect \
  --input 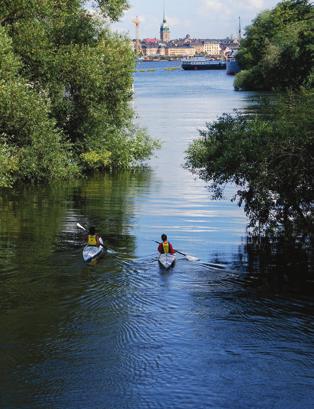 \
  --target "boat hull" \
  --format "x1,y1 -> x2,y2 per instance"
83,245 -> 104,263
158,254 -> 176,269
83,237 -> 105,263
226,60 -> 240,75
